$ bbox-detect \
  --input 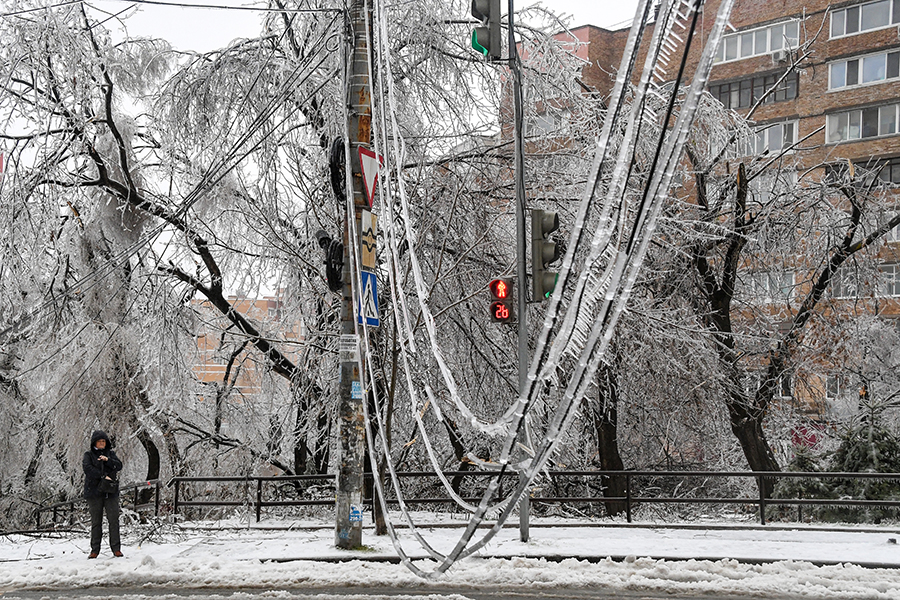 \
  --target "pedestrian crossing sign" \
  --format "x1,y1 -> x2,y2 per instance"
357,271 -> 380,327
